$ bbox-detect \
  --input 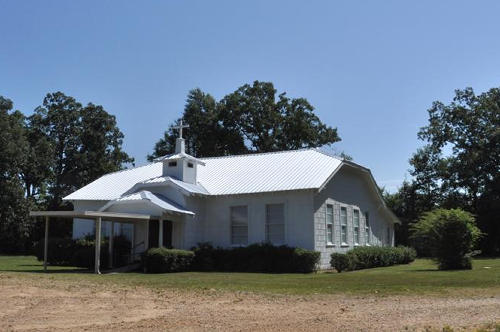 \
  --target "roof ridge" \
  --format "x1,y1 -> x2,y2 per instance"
100,162 -> 158,178
313,148 -> 344,161
200,147 -> 321,161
